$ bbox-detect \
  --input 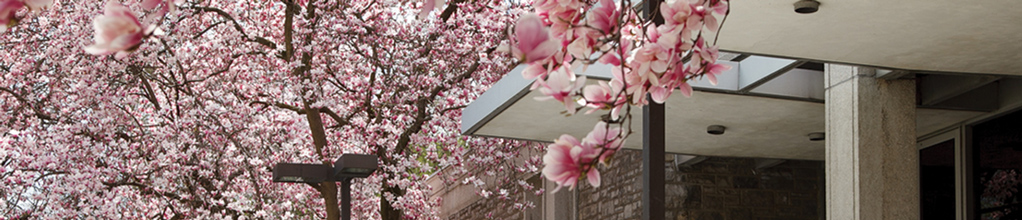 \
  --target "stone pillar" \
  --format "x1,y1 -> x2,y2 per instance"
544,180 -> 575,220
824,64 -> 919,220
